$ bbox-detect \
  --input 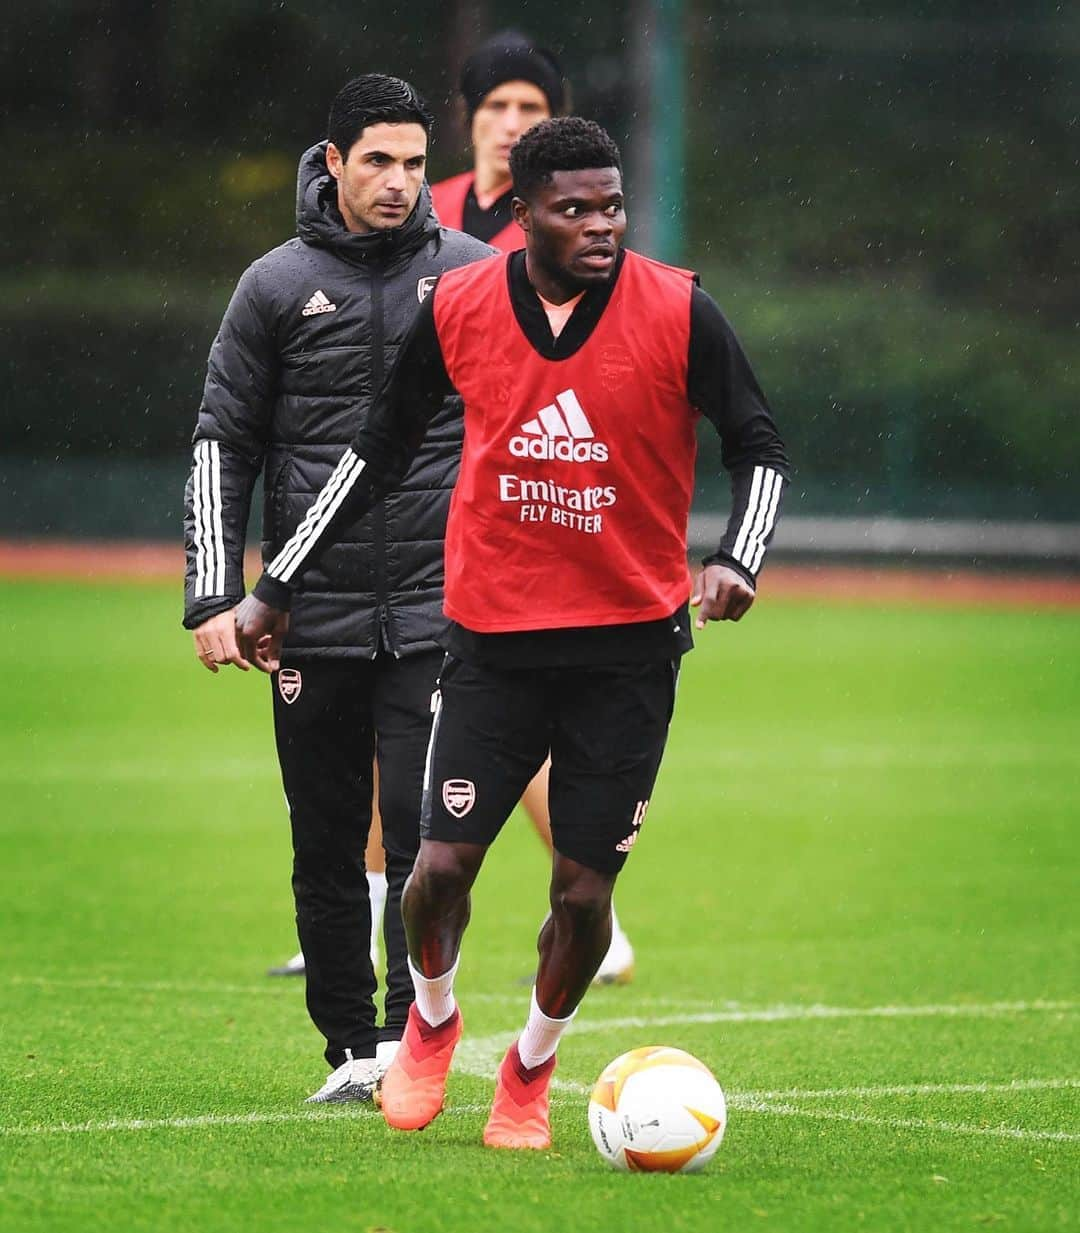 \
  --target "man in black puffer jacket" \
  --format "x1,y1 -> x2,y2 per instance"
182,75 -> 492,1102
